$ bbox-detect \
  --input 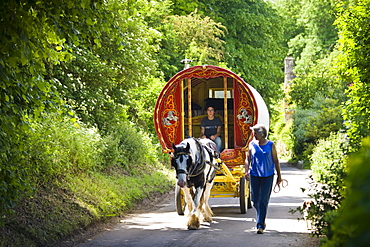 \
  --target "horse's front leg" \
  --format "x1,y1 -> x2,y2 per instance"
187,186 -> 204,230
192,186 -> 204,213
182,187 -> 194,213
201,180 -> 214,223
